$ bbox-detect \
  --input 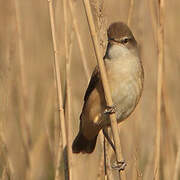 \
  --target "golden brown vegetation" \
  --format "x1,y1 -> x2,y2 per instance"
0,0 -> 179,180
